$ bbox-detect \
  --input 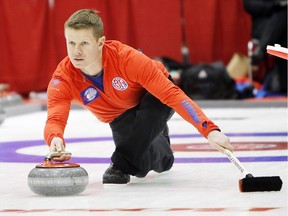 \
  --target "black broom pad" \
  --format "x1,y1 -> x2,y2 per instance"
239,176 -> 283,192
